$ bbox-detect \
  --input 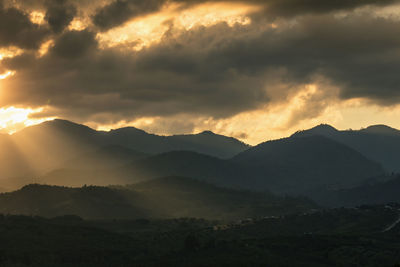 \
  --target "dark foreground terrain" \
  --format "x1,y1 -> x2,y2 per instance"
1,204 -> 400,267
